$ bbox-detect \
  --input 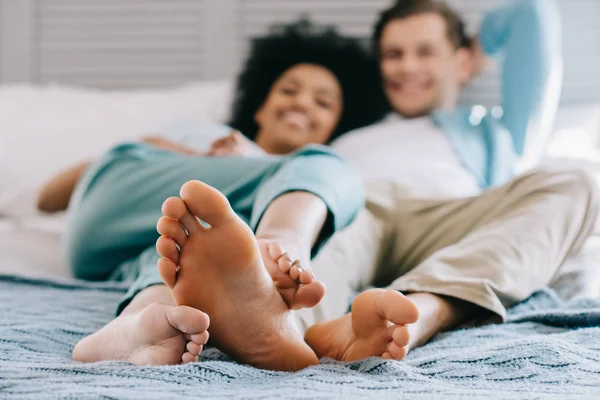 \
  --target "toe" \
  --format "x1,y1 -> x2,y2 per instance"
351,289 -> 420,338
157,217 -> 187,248
162,197 -> 203,235
181,352 -> 198,364
157,258 -> 178,289
386,342 -> 408,360
180,180 -> 235,228
383,291 -> 419,325
186,341 -> 203,356
162,197 -> 188,220
400,294 -> 420,324
357,289 -> 420,328
190,330 -> 210,345
290,280 -> 326,309
392,326 -> 411,347
279,256 -> 293,274
289,261 -> 303,281
166,306 -> 210,334
156,236 -> 180,264
268,243 -> 293,273
298,268 -> 314,285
